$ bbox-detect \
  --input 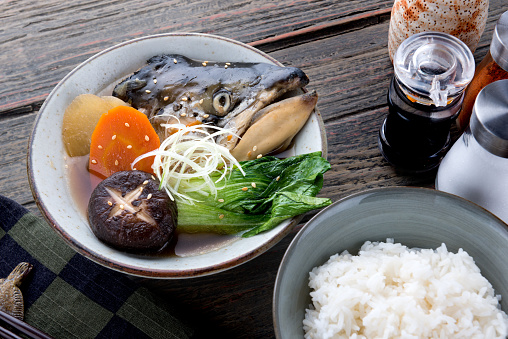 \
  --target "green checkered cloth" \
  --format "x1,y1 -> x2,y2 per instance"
0,195 -> 196,339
